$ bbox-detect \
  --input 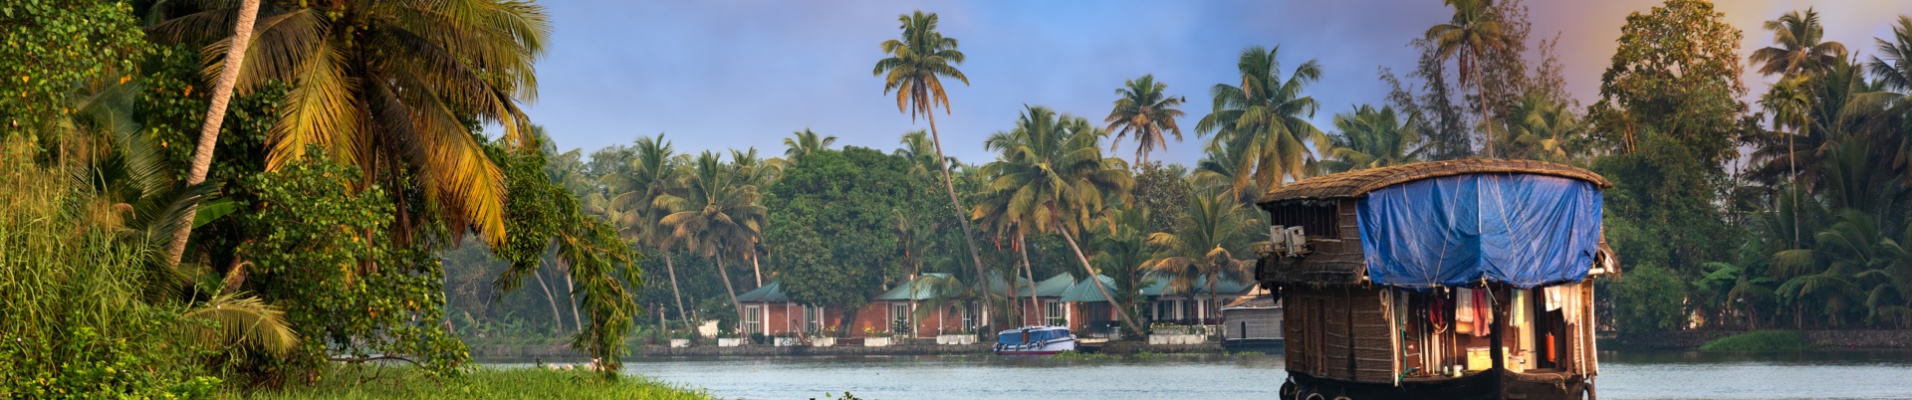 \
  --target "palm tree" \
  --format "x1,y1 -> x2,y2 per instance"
1760,77 -> 1811,246
896,130 -> 945,179
1426,0 -> 1513,157
971,177 -> 1038,326
729,148 -> 781,288
977,105 -> 1142,333
1872,16 -> 1912,94
153,0 -> 549,248
1497,93 -> 1586,162
658,151 -> 768,337
1194,46 -> 1328,196
1142,190 -> 1255,335
782,129 -> 837,163
874,11 -> 992,318
599,134 -> 694,333
1323,104 -> 1427,173
1750,8 -> 1847,78
164,0 -> 260,267
1105,74 -> 1187,165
